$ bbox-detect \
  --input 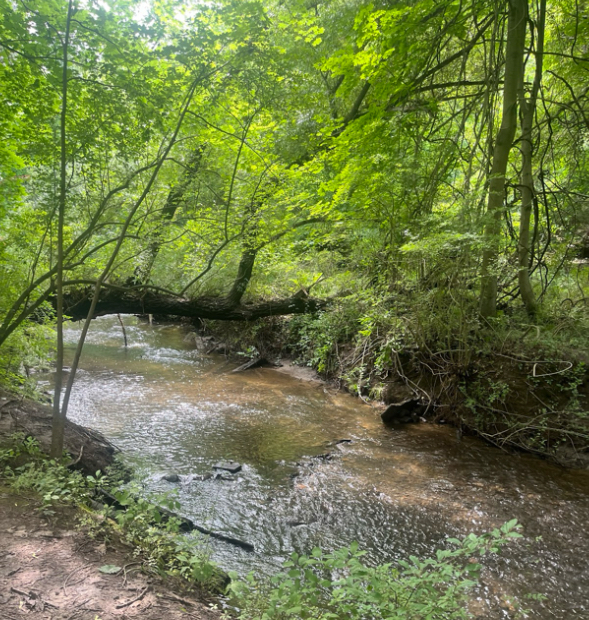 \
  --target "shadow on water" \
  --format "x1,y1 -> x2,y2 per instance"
42,316 -> 589,618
